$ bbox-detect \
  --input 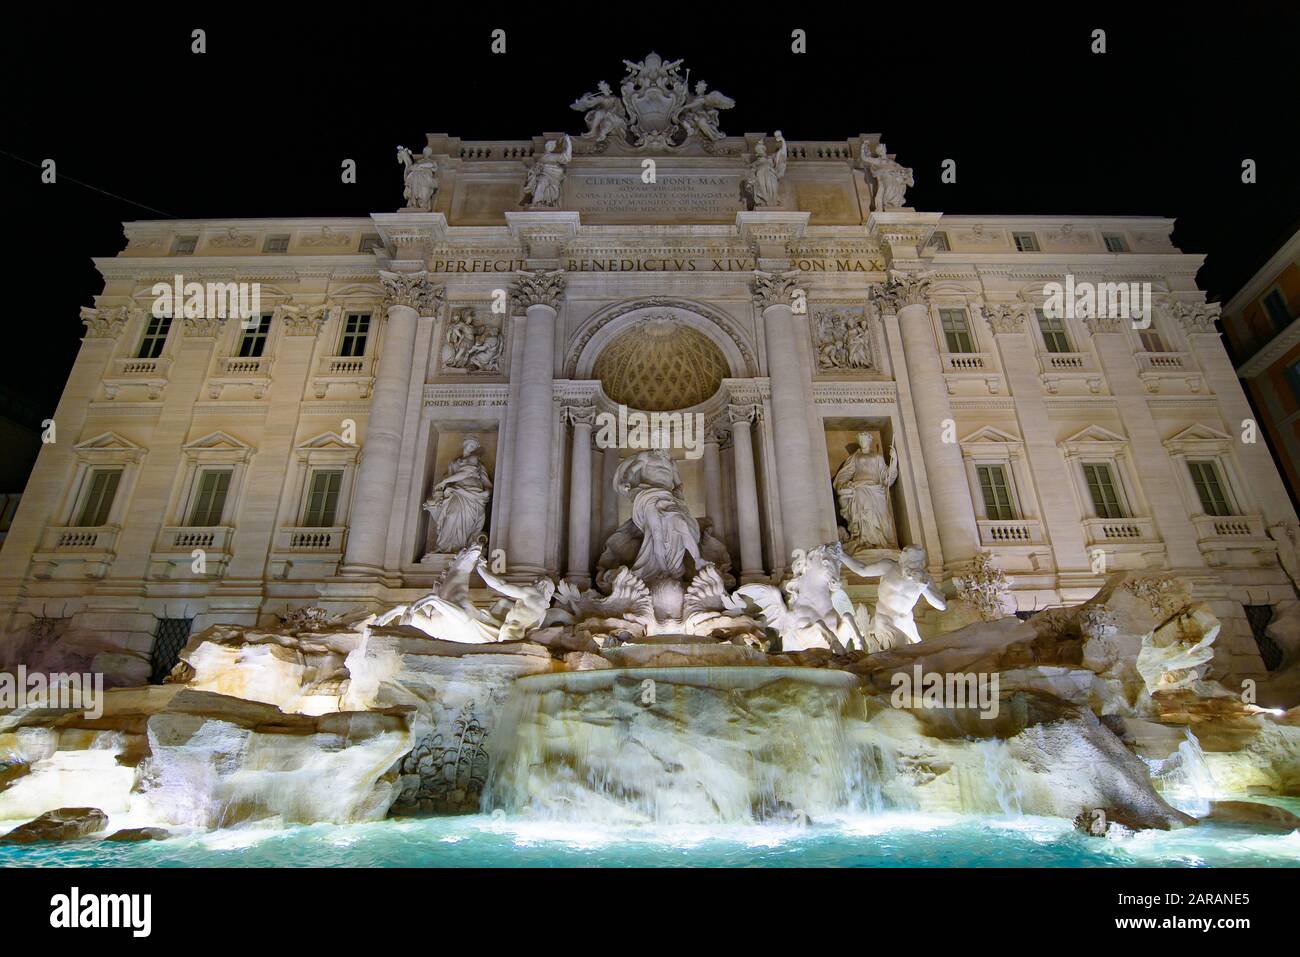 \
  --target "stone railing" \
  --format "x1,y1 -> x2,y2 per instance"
40,525 -> 120,553
312,354 -> 375,399
276,526 -> 346,552
1136,351 -> 1187,372
944,353 -> 992,372
1082,516 -> 1158,544
110,356 -> 172,378
1193,513 -> 1266,540
977,519 -> 1044,545
159,526 -> 233,552
1040,351 -> 1095,372
216,355 -> 271,377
